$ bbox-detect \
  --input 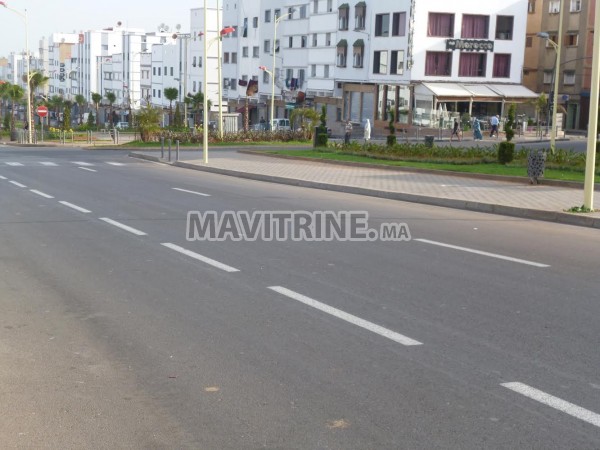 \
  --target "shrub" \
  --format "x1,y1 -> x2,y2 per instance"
498,141 -> 515,164
387,135 -> 397,146
314,105 -> 328,147
505,104 -> 516,142
316,133 -> 329,147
